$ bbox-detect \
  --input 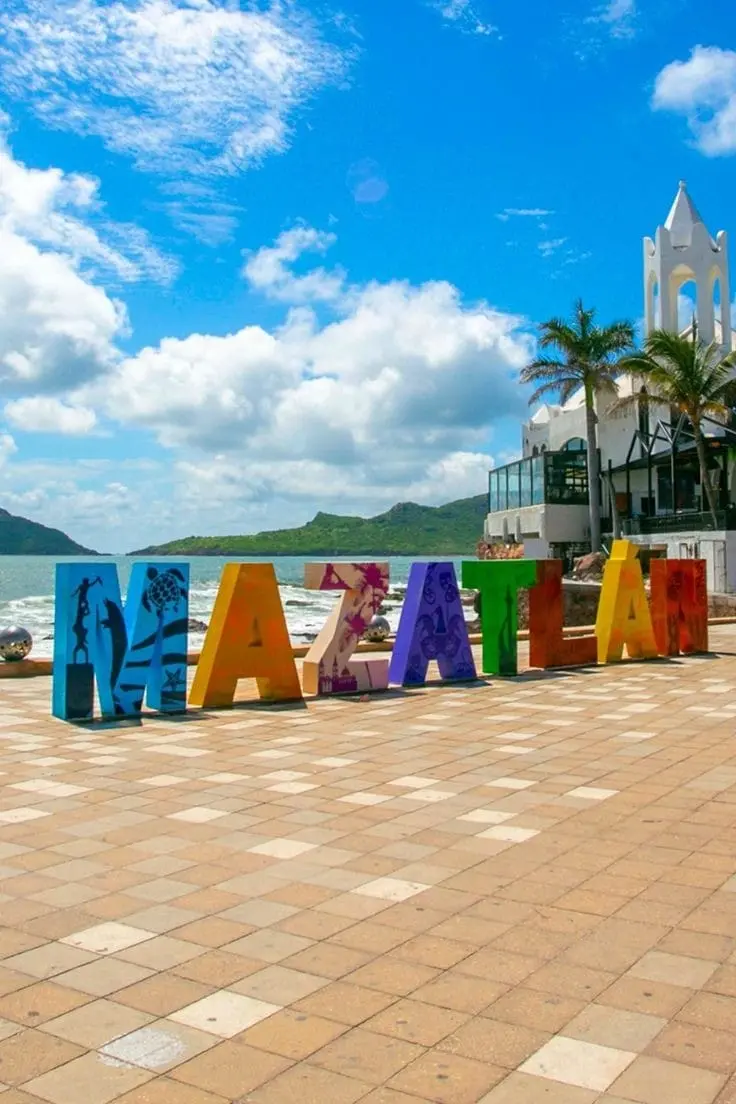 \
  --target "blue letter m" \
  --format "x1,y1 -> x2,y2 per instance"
52,562 -> 189,721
